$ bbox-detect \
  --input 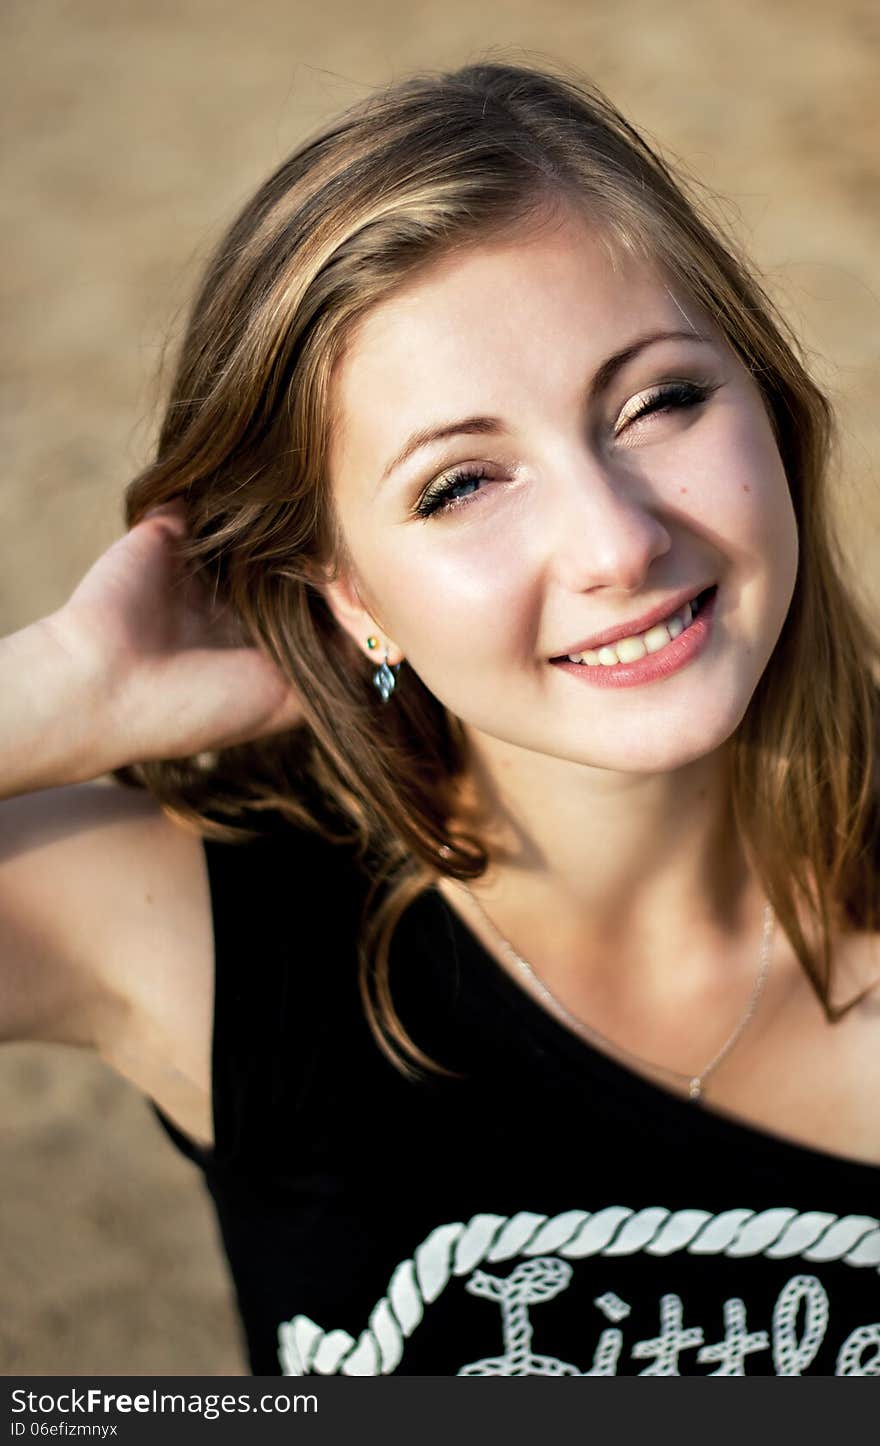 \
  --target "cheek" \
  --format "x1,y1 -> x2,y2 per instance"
690,407 -> 796,560
382,544 -> 532,661
692,416 -> 799,658
742,454 -> 798,588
